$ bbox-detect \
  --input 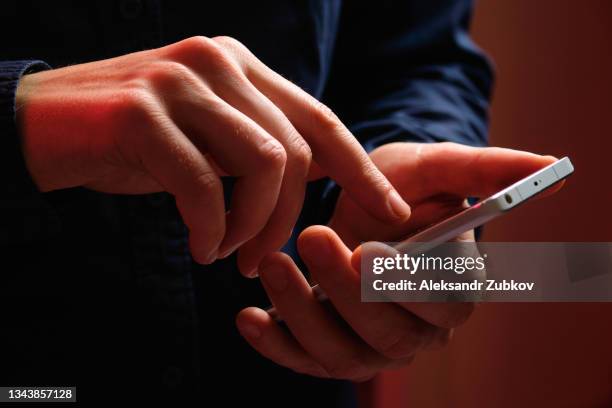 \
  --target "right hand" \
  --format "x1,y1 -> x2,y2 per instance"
15,36 -> 411,272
